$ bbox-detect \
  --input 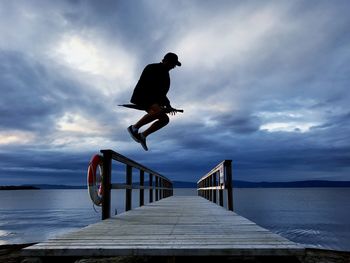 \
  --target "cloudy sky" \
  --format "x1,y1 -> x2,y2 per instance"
1,0 -> 349,186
